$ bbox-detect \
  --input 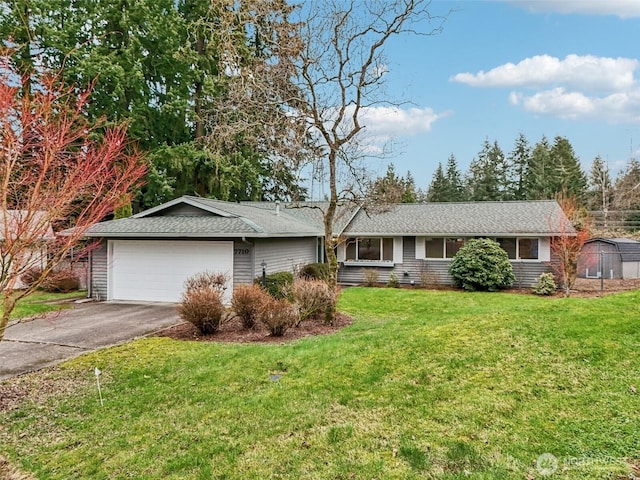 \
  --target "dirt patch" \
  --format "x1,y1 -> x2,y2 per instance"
571,278 -> 640,297
0,456 -> 35,480
154,312 -> 353,343
0,384 -> 30,413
